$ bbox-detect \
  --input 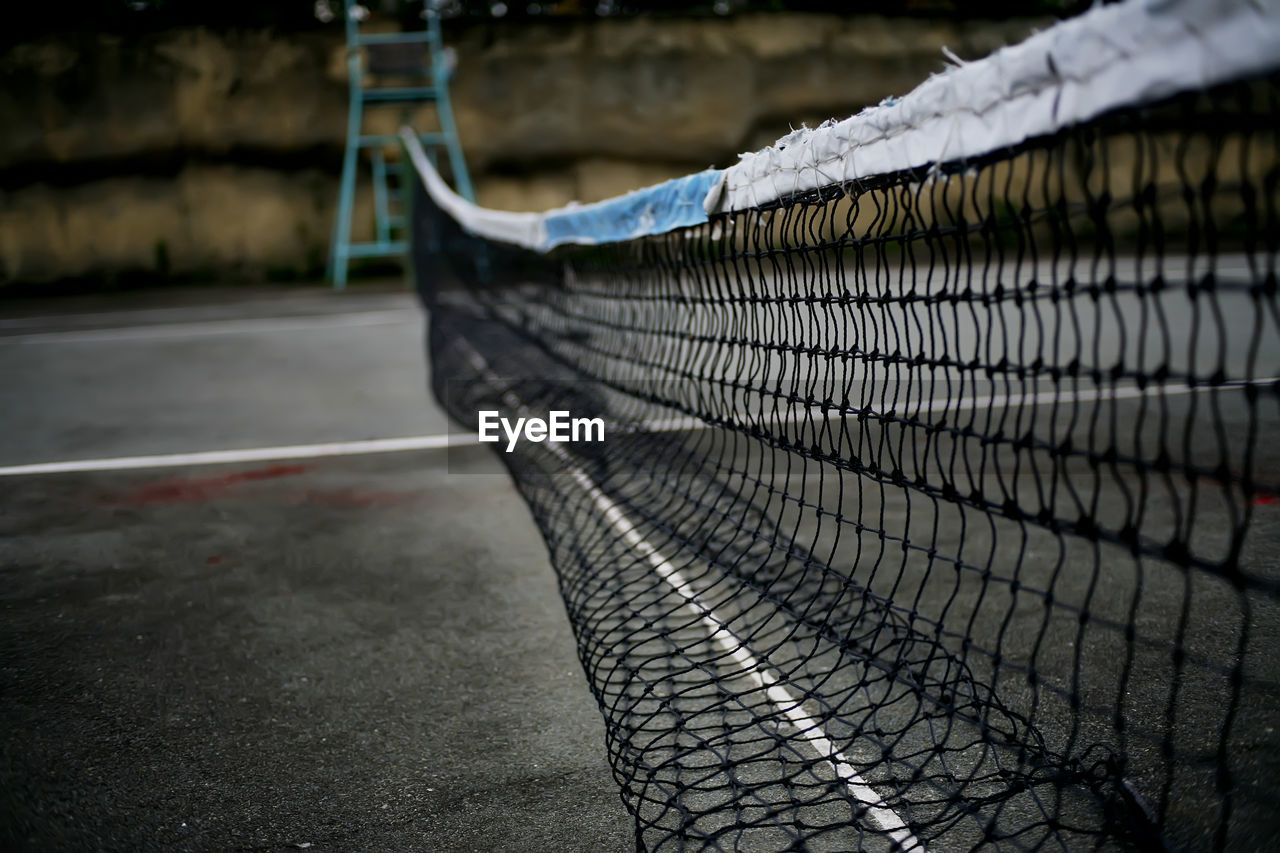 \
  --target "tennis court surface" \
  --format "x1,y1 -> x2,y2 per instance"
6,0 -> 1280,850
0,288 -> 633,851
